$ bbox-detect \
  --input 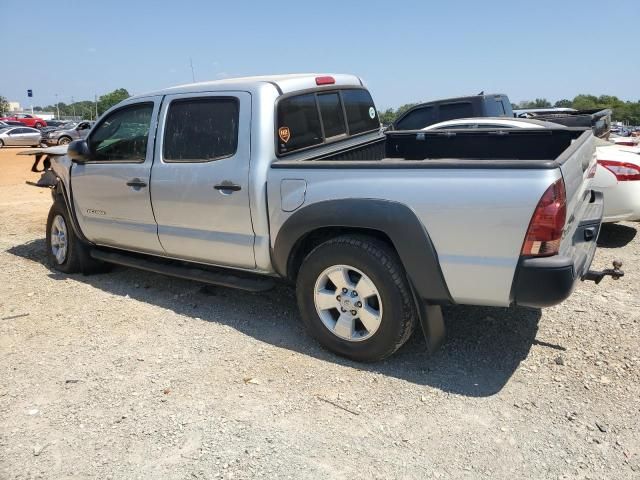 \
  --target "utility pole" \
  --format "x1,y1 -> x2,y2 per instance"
190,57 -> 196,83
95,94 -> 98,120
55,93 -> 60,119
71,96 -> 76,118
